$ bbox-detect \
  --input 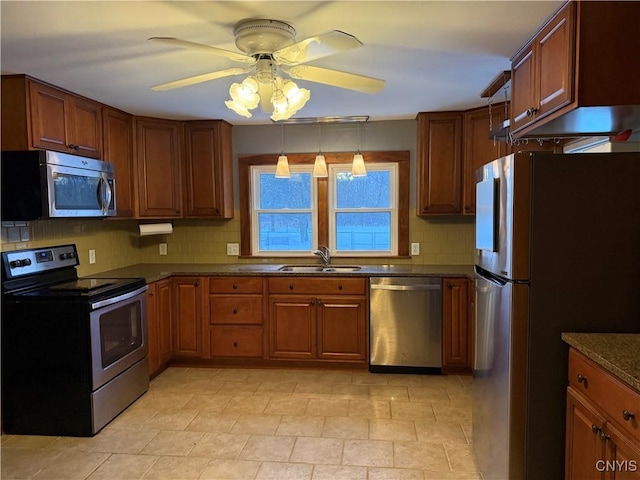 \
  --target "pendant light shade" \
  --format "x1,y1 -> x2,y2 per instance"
313,123 -> 328,177
275,123 -> 291,178
351,153 -> 366,176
